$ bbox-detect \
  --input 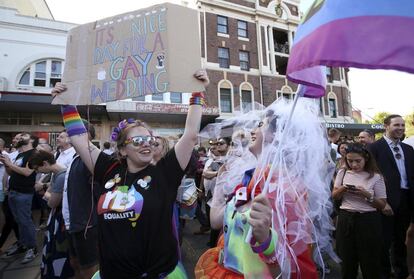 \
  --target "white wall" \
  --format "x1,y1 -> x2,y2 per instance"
0,7 -> 75,93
